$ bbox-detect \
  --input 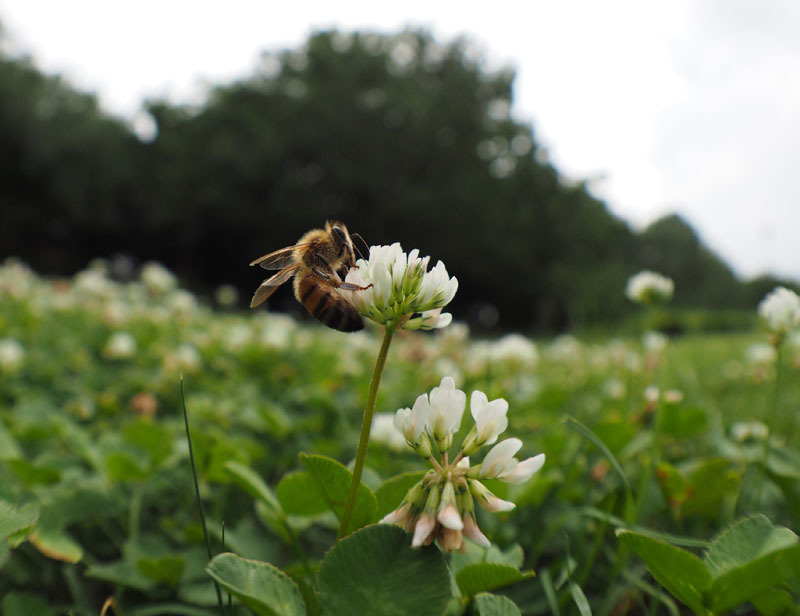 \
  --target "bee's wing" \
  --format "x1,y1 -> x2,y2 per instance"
249,246 -> 297,270
250,264 -> 299,308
